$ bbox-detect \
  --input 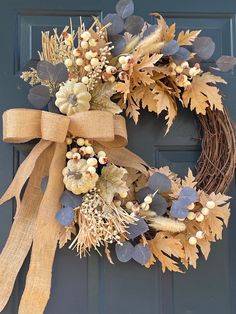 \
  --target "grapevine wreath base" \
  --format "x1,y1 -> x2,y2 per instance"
0,1 -> 235,313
